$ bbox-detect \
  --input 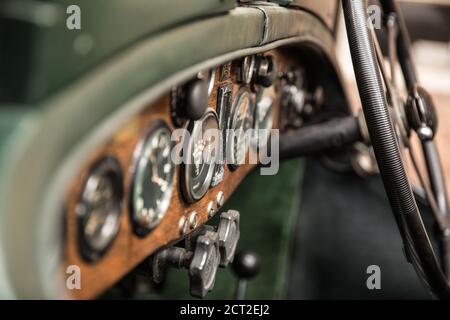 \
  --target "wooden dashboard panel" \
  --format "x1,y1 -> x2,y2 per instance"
63,49 -> 300,299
